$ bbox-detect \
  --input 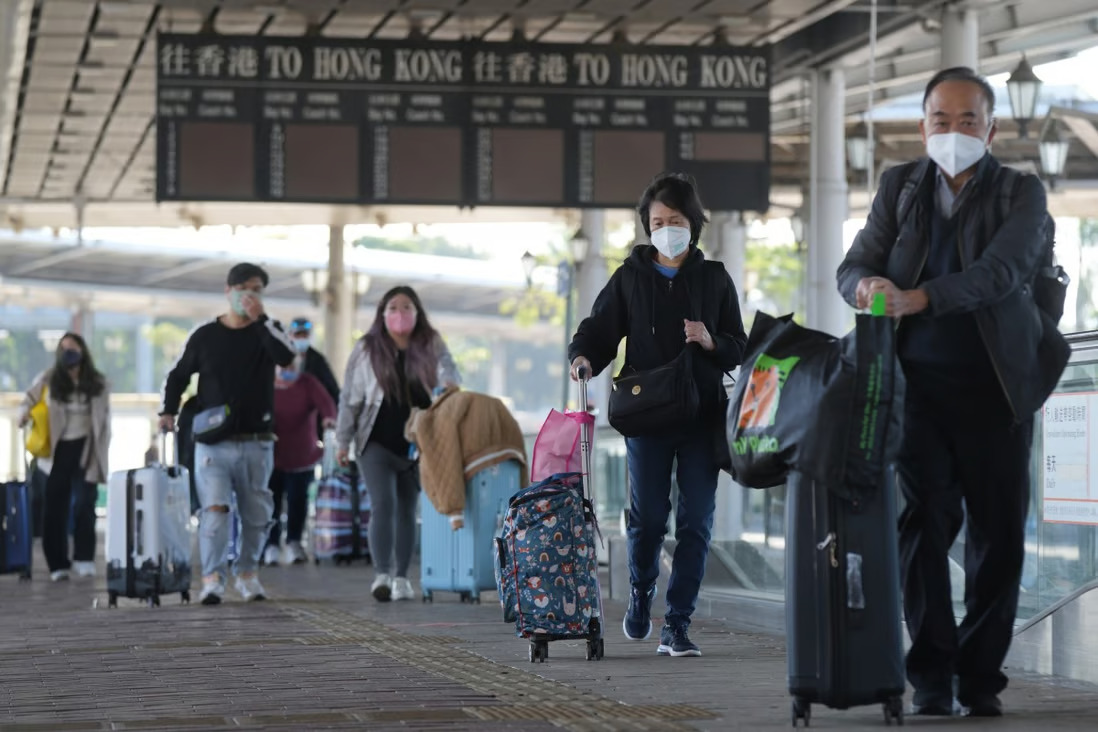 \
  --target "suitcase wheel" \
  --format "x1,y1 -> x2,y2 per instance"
181,590 -> 190,604
791,696 -> 810,727
585,638 -> 604,661
529,640 -> 548,663
107,592 -> 118,609
883,696 -> 904,726
146,595 -> 161,609
422,591 -> 433,603
313,557 -> 320,566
